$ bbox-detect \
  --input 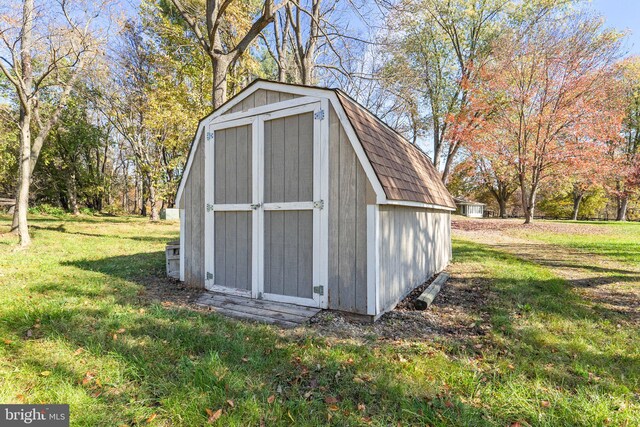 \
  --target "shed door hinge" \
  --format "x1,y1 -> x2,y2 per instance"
206,203 -> 214,212
206,272 -> 213,280
313,200 -> 324,210
314,109 -> 325,121
206,131 -> 214,141
313,285 -> 324,296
